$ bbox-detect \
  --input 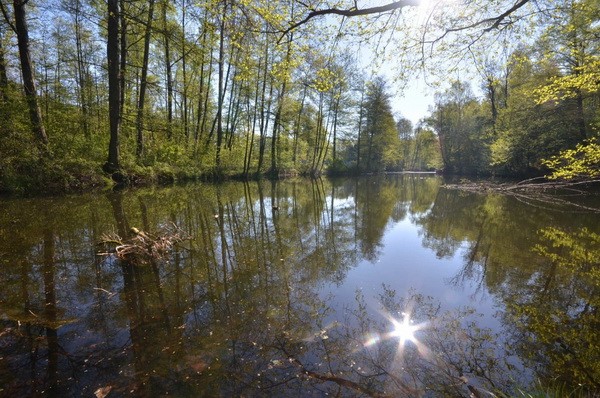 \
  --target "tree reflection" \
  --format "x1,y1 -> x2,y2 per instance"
1,176 -> 598,396
214,287 -> 515,397
416,187 -> 600,392
501,227 -> 600,391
